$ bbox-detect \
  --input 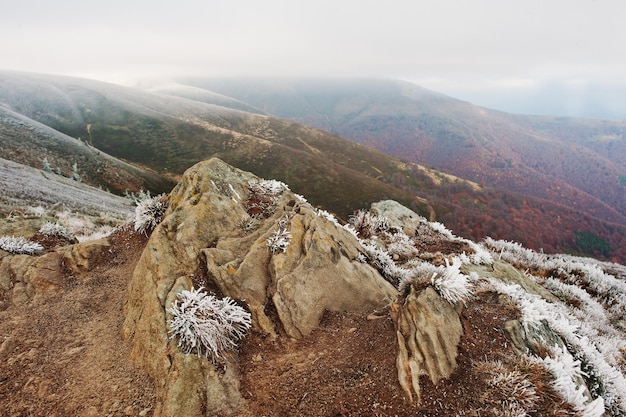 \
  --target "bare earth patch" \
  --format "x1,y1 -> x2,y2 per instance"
0,226 -> 155,417
0,226 -> 577,416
